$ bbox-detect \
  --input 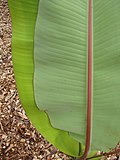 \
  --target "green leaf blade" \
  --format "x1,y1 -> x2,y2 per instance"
92,0 -> 120,150
34,0 -> 88,144
8,0 -> 80,156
